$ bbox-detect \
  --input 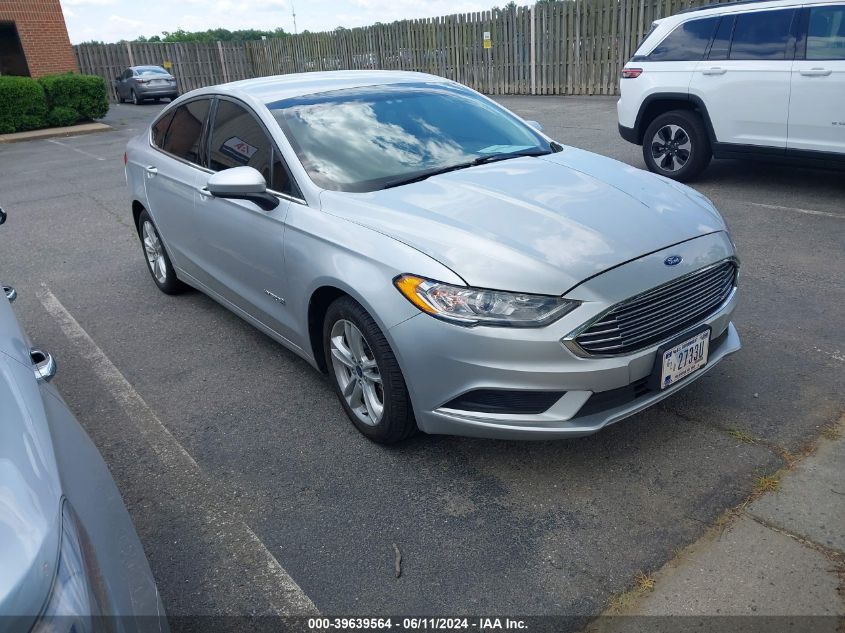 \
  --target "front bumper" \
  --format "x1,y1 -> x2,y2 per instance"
388,233 -> 740,440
